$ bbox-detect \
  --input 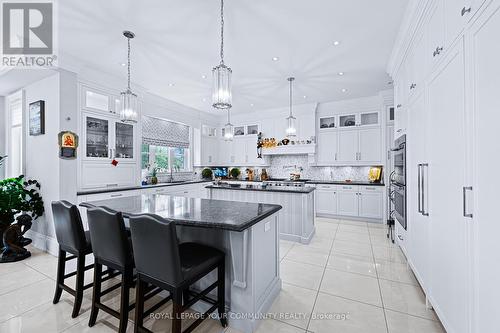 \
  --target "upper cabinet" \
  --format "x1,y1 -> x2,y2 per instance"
317,110 -> 382,166
81,85 -> 121,115
427,0 -> 446,68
